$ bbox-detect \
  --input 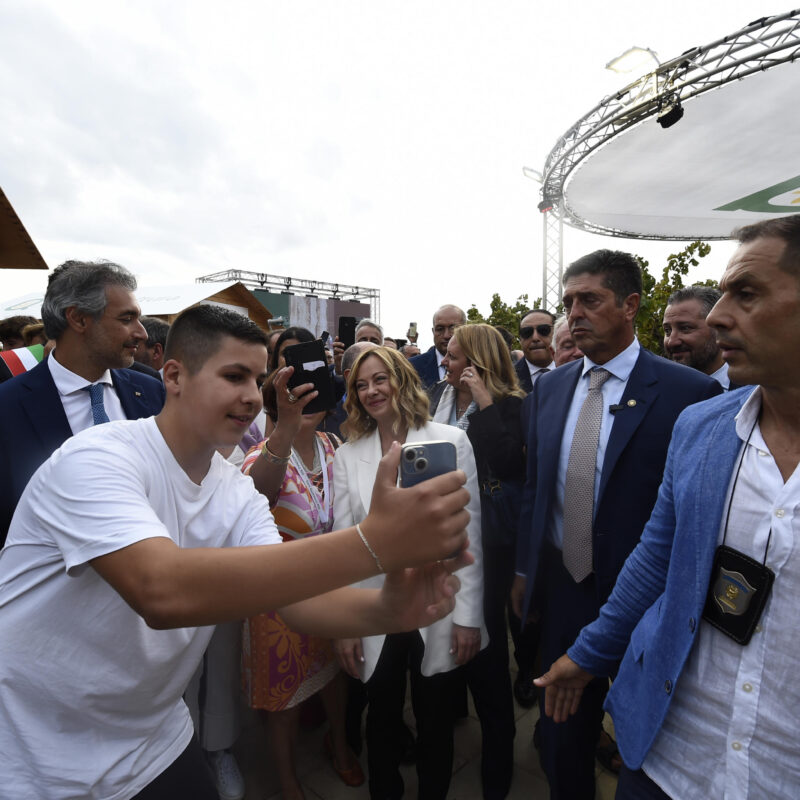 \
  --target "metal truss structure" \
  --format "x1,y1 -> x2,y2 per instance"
531,9 -> 800,308
196,269 -> 380,320
541,209 -> 564,309
540,9 -> 800,242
